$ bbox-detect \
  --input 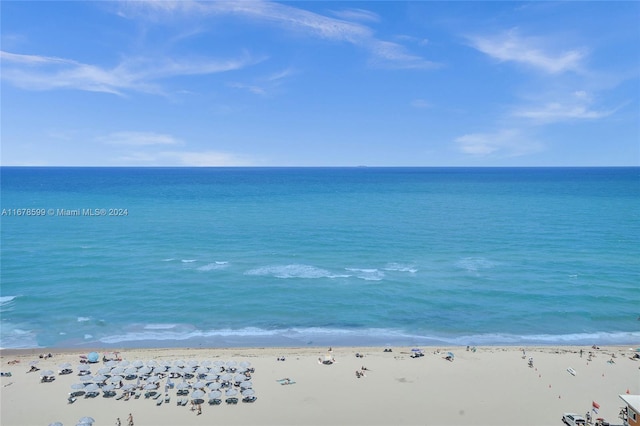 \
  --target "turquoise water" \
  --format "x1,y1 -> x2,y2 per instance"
1,167 -> 639,349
